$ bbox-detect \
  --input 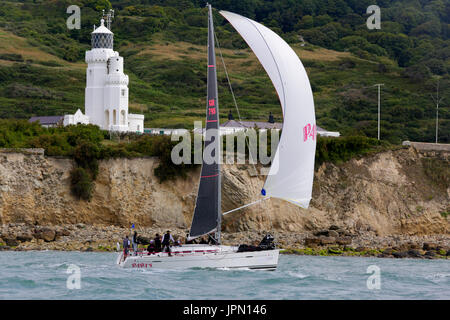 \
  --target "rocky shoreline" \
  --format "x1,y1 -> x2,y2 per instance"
0,223 -> 449,259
